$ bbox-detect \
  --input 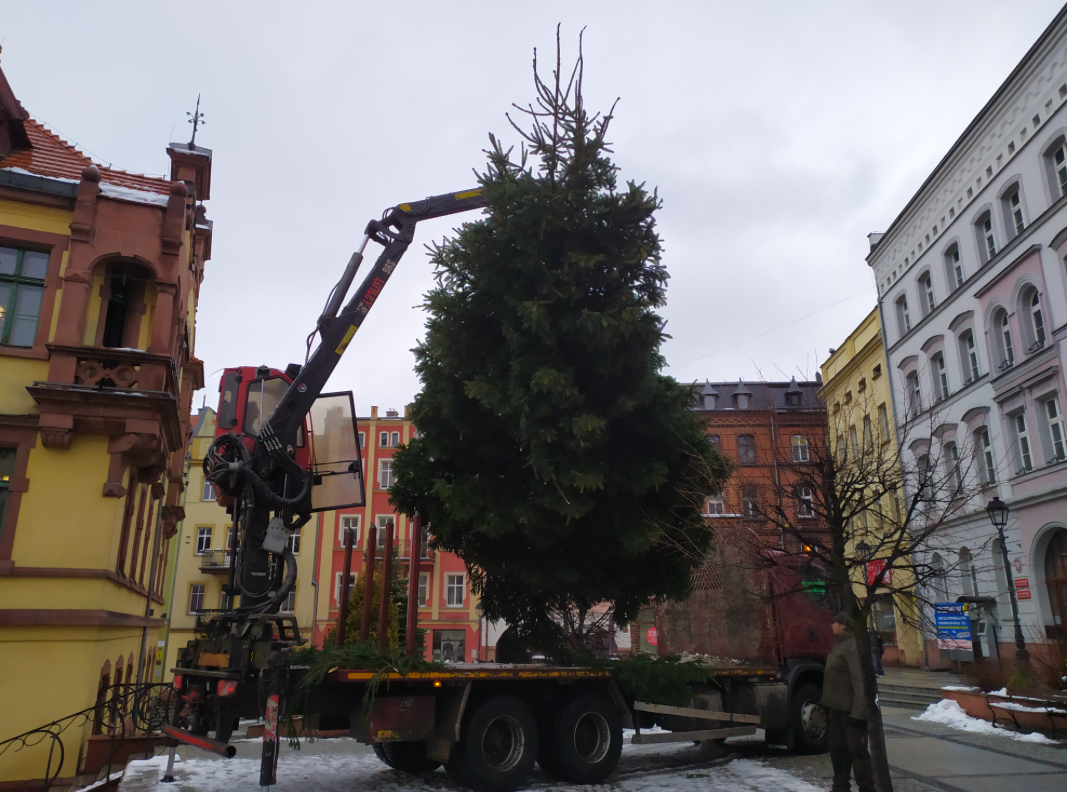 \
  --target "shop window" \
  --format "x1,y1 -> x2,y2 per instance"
1044,529 -> 1067,639
433,629 -> 466,663
0,245 -> 47,348
871,597 -> 898,647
